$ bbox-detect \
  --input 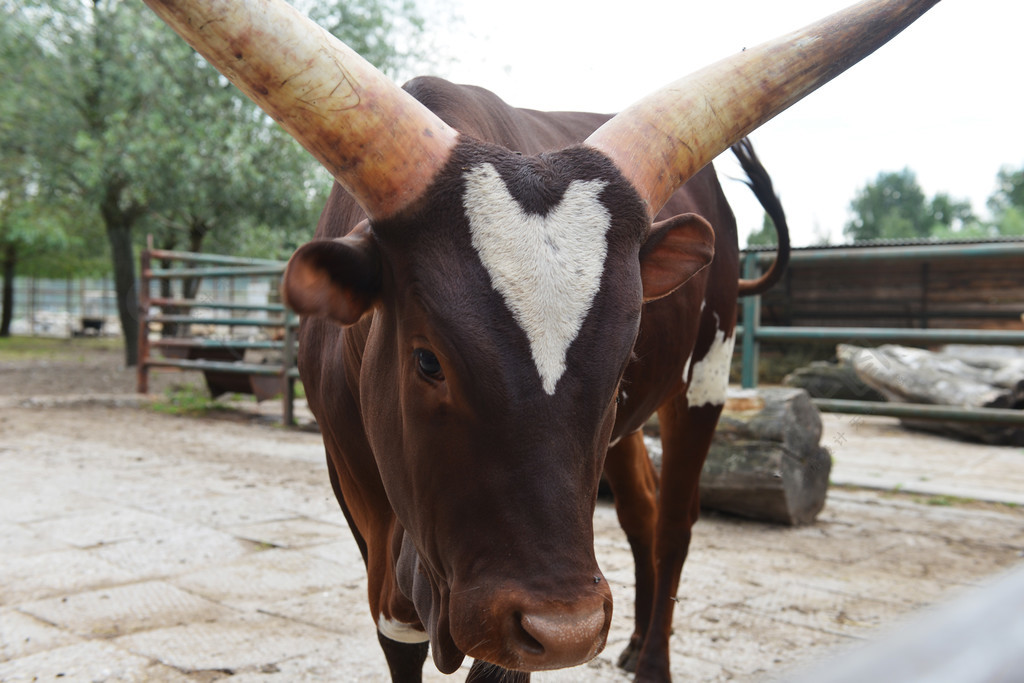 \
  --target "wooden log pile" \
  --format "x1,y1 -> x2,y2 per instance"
702,388 -> 832,525
643,387 -> 831,526
783,360 -> 886,402
838,344 -> 1024,445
